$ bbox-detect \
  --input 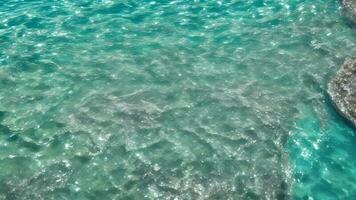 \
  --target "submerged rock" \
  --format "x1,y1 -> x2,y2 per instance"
342,0 -> 356,20
328,59 -> 356,127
